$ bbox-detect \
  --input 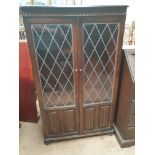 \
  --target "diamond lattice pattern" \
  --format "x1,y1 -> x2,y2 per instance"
83,23 -> 119,104
31,24 -> 75,107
